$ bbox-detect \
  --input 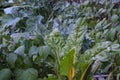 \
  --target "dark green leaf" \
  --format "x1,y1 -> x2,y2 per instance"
15,68 -> 38,80
0,68 -> 12,80
6,53 -> 17,68
24,39 -> 32,53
